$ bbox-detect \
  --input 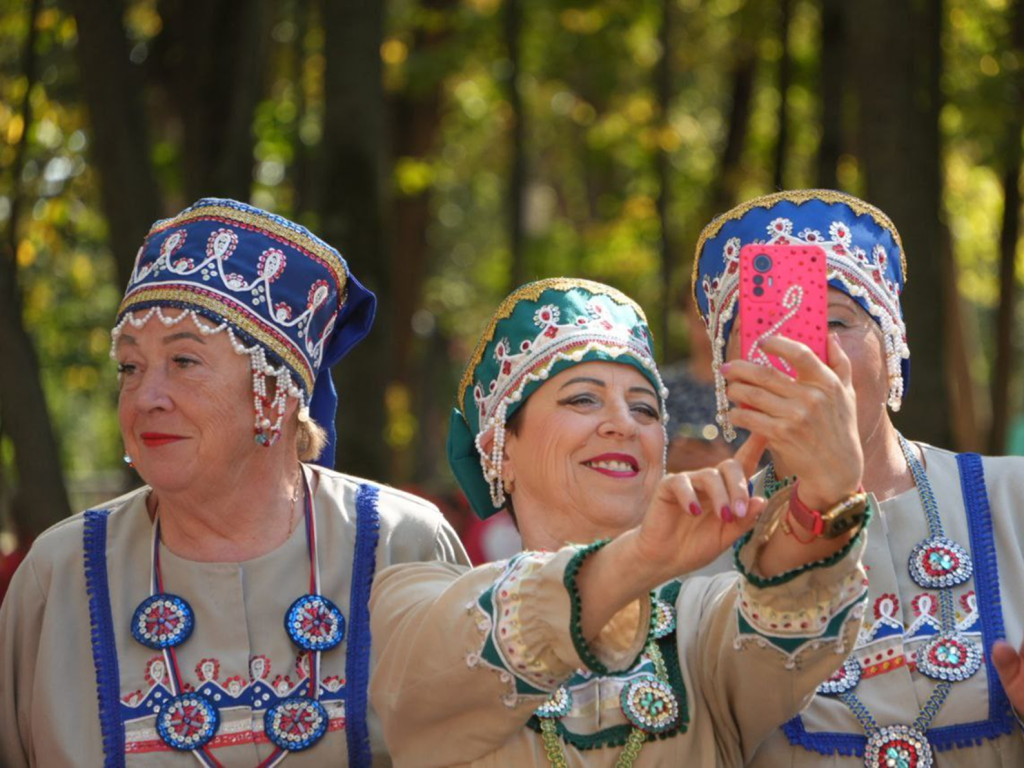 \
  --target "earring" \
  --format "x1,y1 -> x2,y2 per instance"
502,476 -> 515,495
123,454 -> 135,469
